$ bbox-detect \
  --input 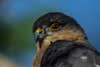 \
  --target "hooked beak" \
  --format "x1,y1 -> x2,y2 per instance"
35,28 -> 44,42
35,32 -> 45,48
